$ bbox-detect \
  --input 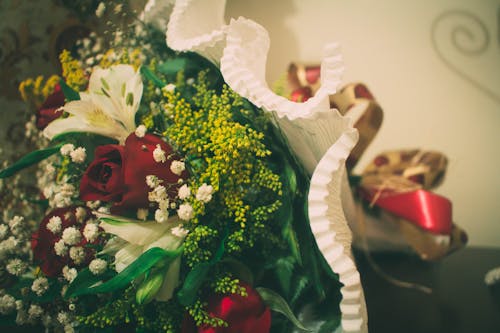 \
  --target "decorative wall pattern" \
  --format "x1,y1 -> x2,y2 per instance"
0,0 -> 93,163
431,8 -> 500,105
